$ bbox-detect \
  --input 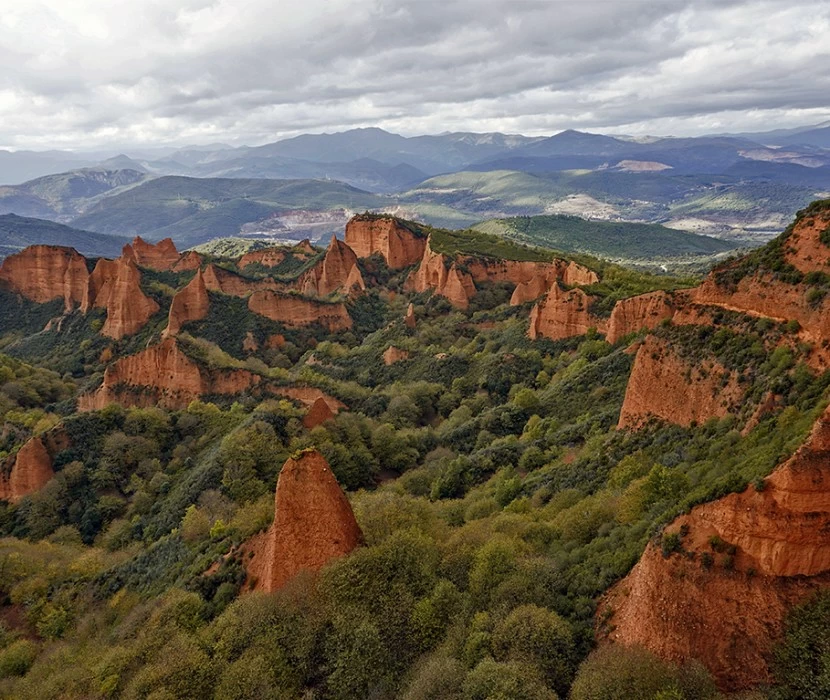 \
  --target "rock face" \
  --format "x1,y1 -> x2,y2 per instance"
245,450 -> 363,592
618,335 -> 744,430
88,256 -> 160,339
344,215 -> 426,269
782,207 -> 830,274
605,291 -> 675,344
528,283 -> 604,340
164,269 -> 210,337
202,264 -> 273,297
239,248 -> 286,270
78,338 -> 263,410
406,240 -> 476,309
404,303 -> 416,329
0,437 -> 53,503
248,291 -> 352,331
303,397 -> 336,429
173,251 -> 203,272
298,237 -> 365,297
0,245 -> 91,311
274,386 -> 345,411
383,346 -> 410,365
123,237 -> 180,271
603,404 -> 830,690
510,275 -> 550,305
